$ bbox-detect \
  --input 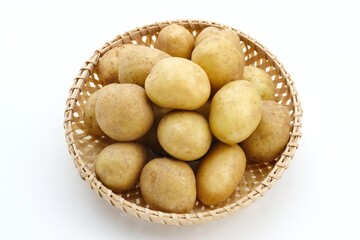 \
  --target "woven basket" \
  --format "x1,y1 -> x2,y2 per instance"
64,19 -> 302,225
